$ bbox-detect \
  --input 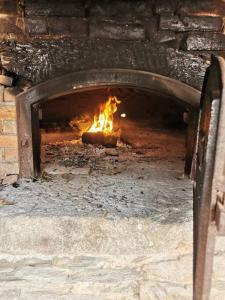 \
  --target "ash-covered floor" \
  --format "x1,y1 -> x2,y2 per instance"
0,139 -> 192,222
